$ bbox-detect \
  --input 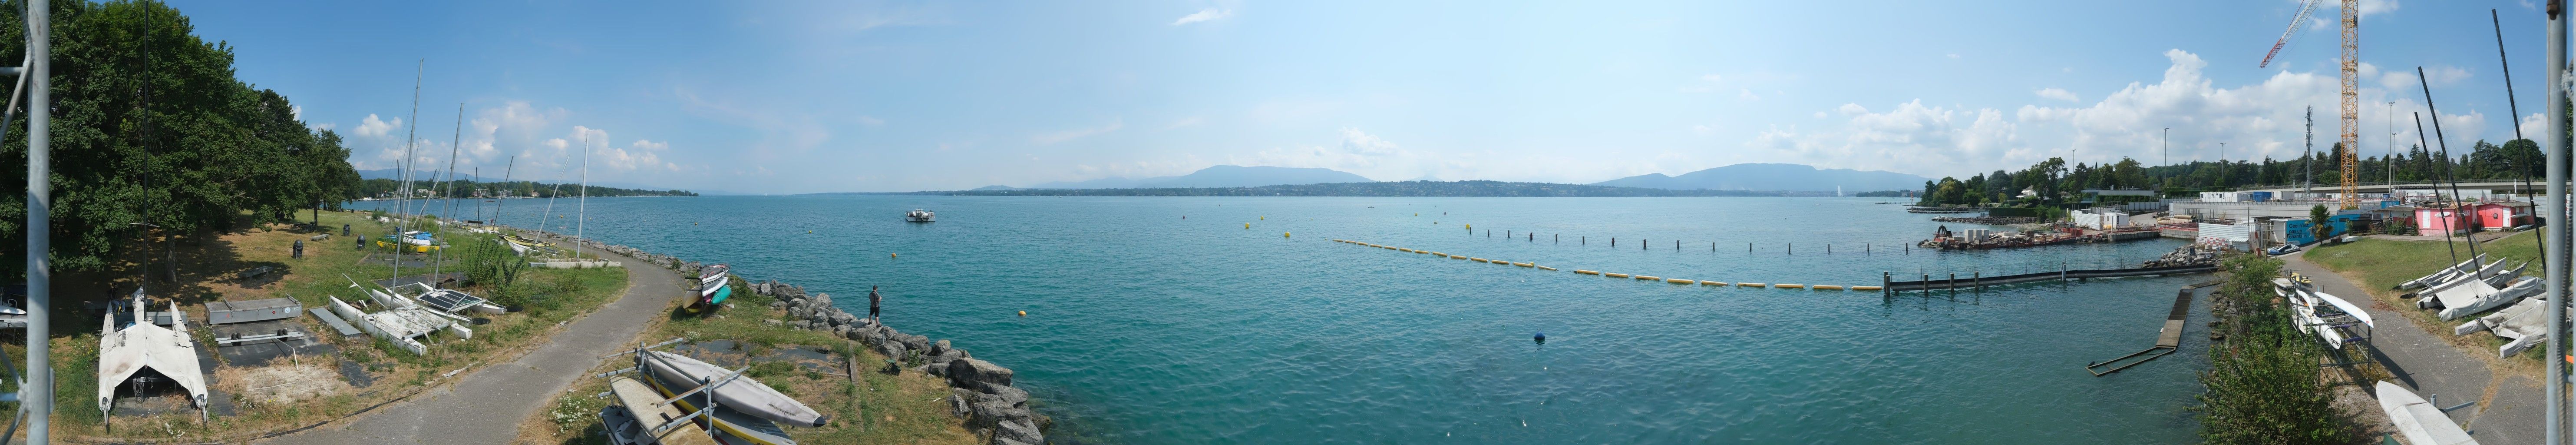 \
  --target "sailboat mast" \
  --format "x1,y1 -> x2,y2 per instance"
393,60 -> 423,283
